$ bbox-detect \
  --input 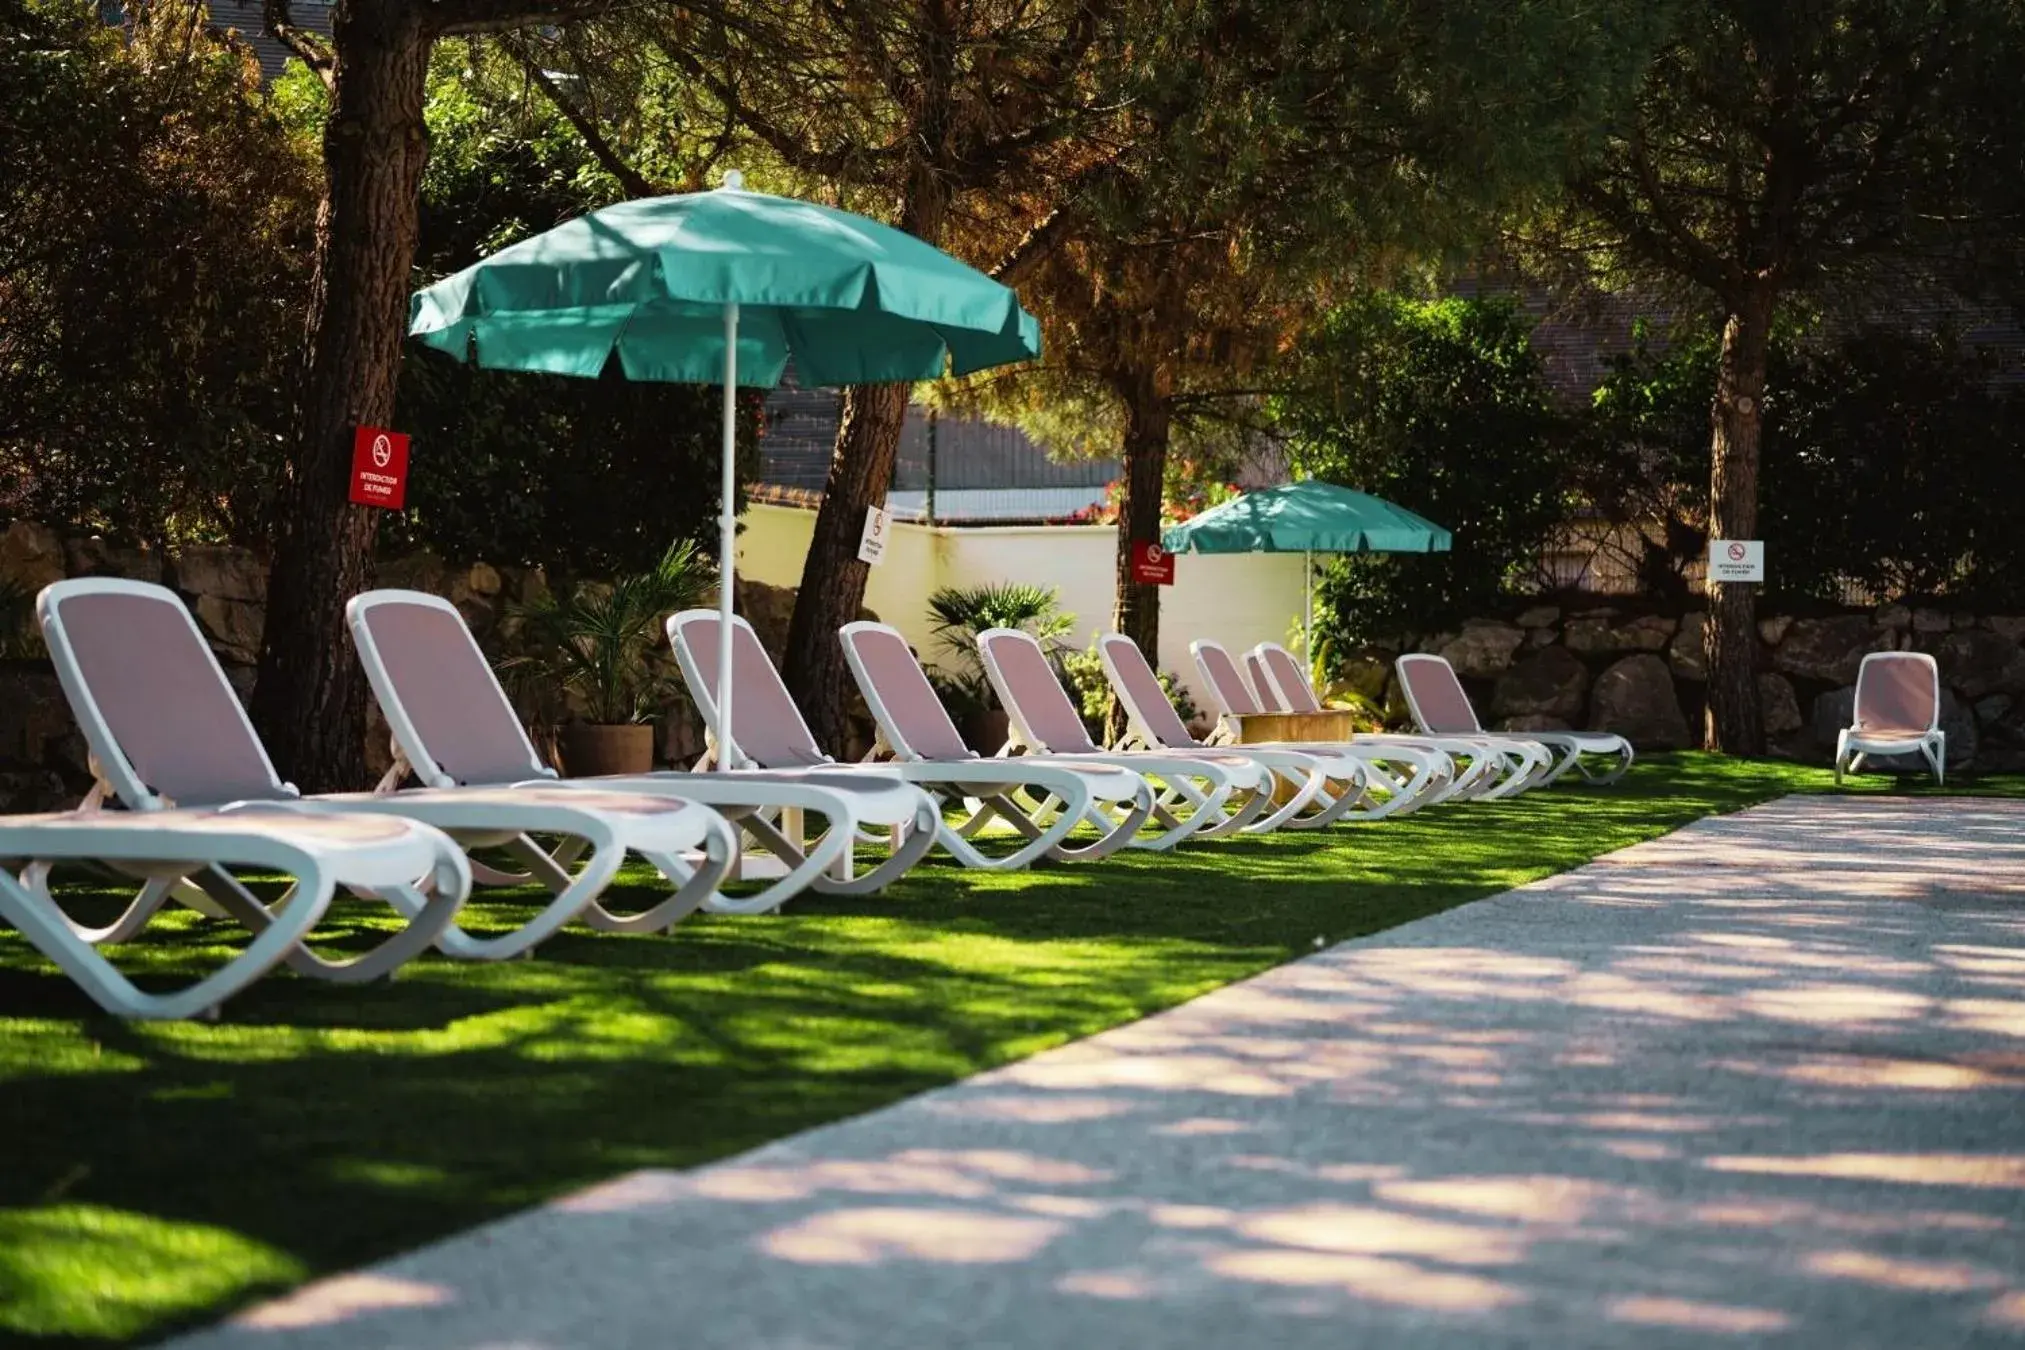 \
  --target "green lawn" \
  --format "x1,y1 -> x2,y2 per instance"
0,754 -> 2013,1346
